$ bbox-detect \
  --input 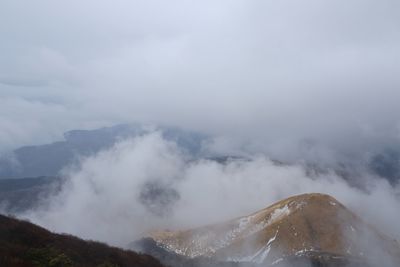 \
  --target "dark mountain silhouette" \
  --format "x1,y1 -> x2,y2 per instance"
0,214 -> 165,267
